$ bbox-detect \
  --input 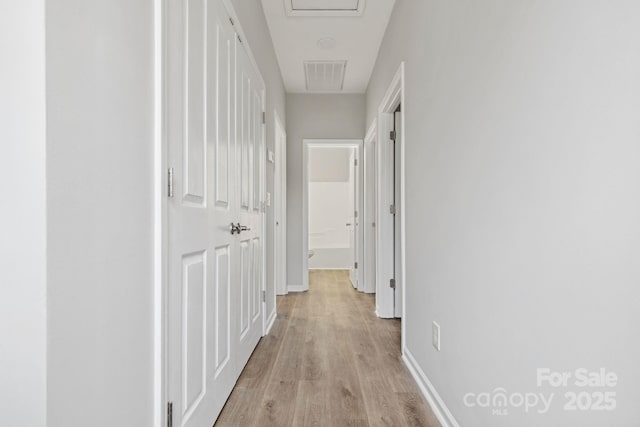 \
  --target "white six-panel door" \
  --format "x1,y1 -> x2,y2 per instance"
166,0 -> 265,425
235,27 -> 265,375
